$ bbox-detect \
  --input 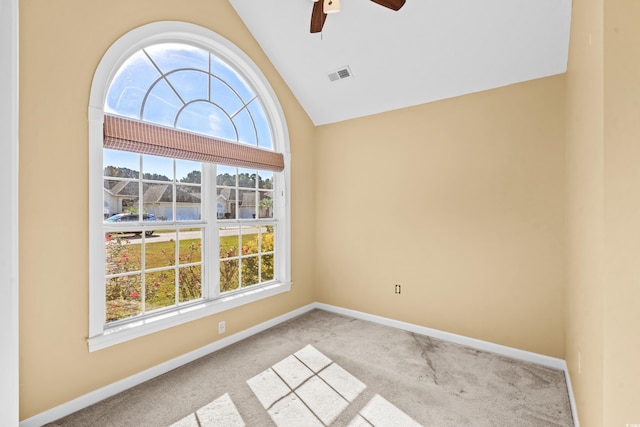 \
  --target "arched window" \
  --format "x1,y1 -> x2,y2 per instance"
88,22 -> 291,351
